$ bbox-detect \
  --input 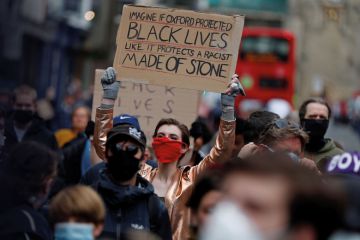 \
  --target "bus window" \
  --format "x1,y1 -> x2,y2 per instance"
240,37 -> 290,62
259,77 -> 288,89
